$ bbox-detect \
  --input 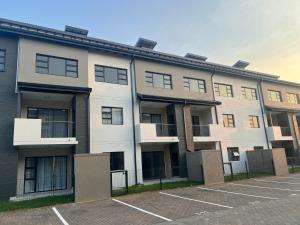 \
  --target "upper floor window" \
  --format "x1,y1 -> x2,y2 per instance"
102,107 -> 123,125
36,54 -> 78,78
249,115 -> 260,128
0,49 -> 6,72
241,87 -> 258,100
286,93 -> 299,104
145,71 -> 172,89
223,114 -> 235,128
214,83 -> 233,97
95,65 -> 128,85
267,90 -> 281,102
183,77 -> 206,93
